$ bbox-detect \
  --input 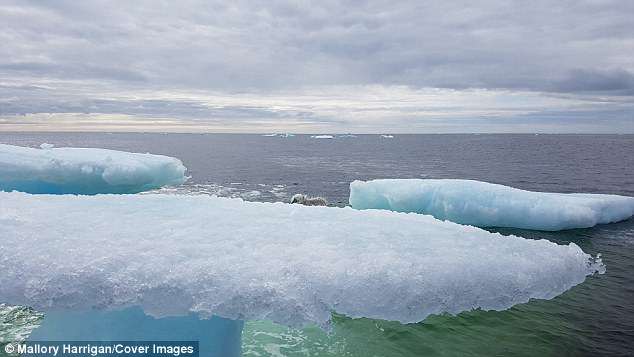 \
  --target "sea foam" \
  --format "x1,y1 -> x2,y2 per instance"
0,191 -> 603,328
0,144 -> 187,194
350,179 -> 634,231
